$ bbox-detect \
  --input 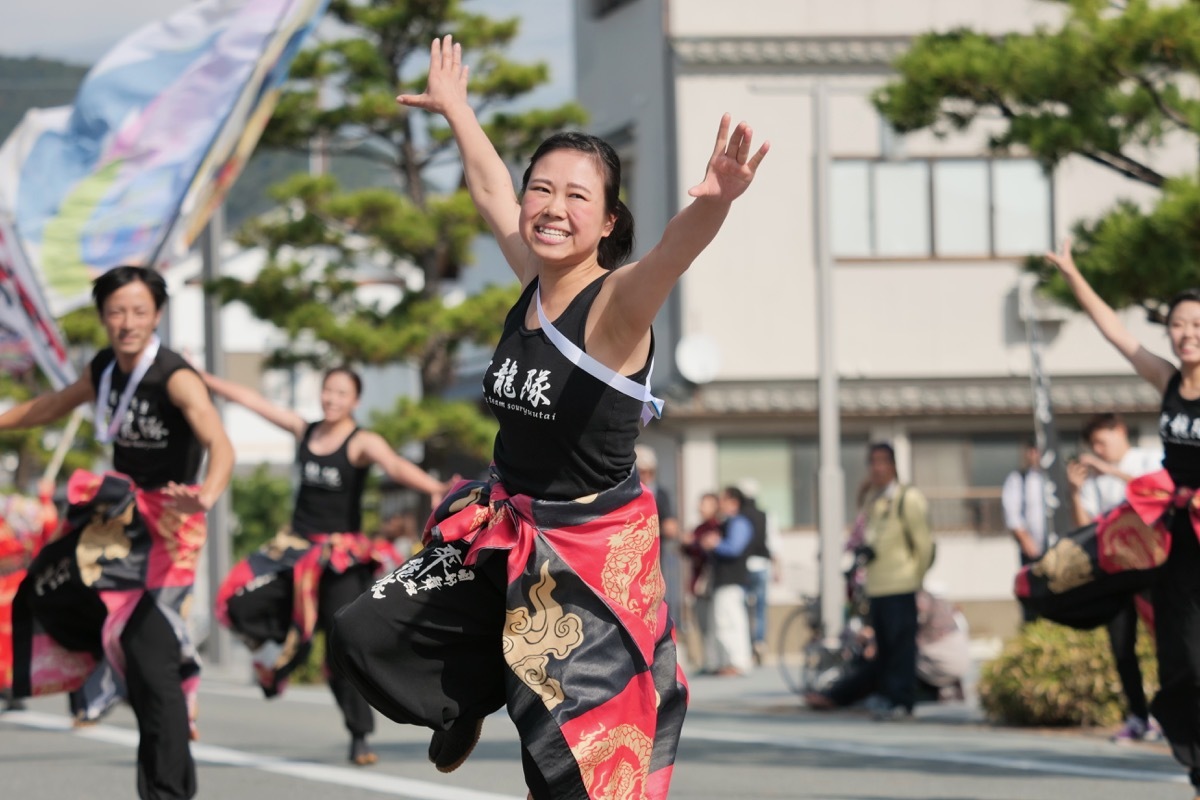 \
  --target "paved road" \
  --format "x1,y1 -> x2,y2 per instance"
1,663 -> 1189,799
